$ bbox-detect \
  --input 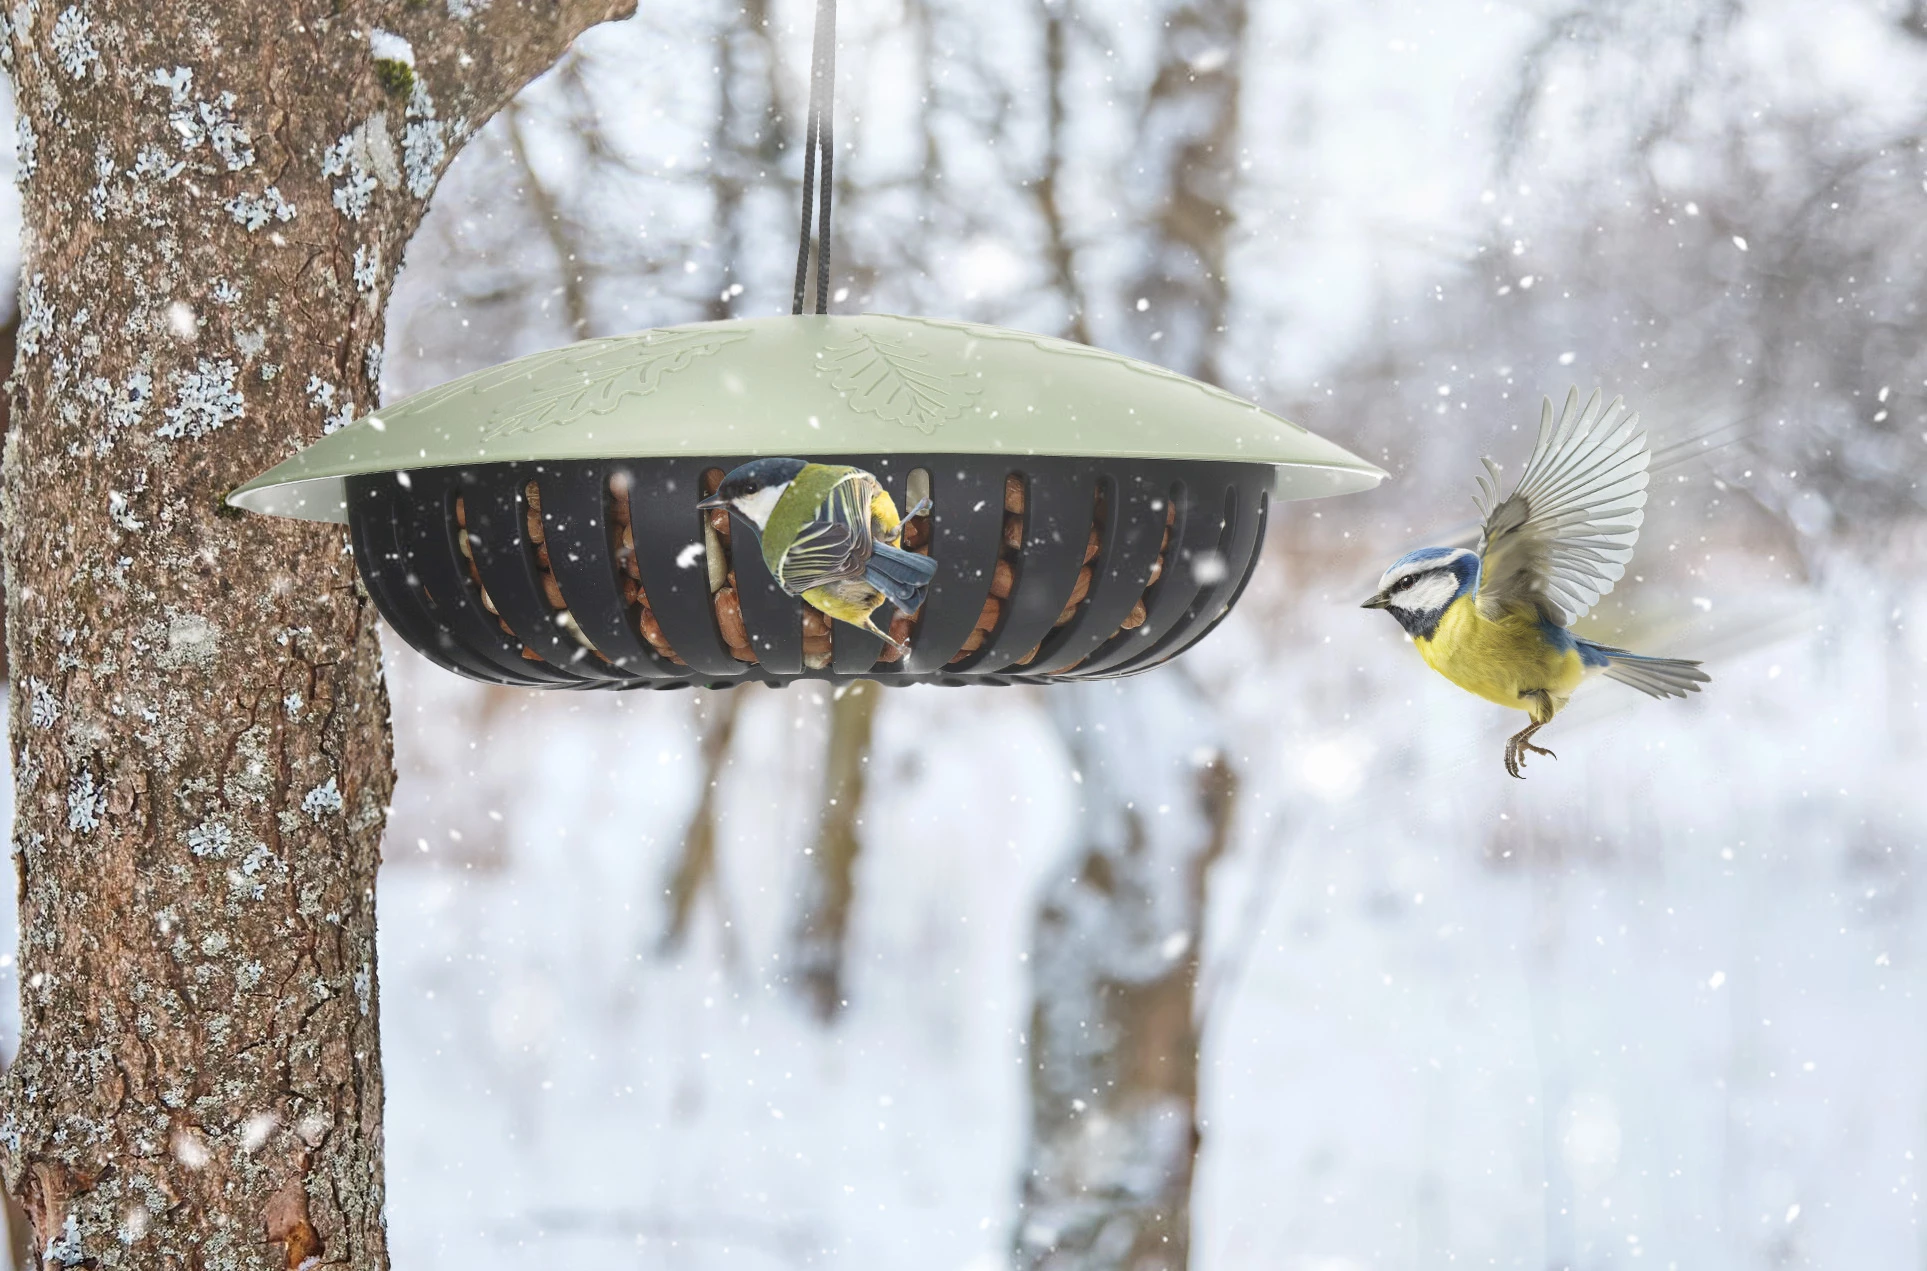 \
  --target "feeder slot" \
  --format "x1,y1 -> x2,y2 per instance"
871,466 -> 933,665
696,464 -> 807,675
1143,478 -> 1270,669
1039,465 -> 1170,674
625,460 -> 744,677
969,460 -> 1098,674
399,475 -> 577,686
348,476 -> 513,685
1077,475 -> 1216,677
608,469 -> 687,669
946,473 -> 1027,666
459,467 -> 633,685
696,468 -> 760,667
895,463 -> 1012,674
533,463 -> 682,679
729,531 -> 808,675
